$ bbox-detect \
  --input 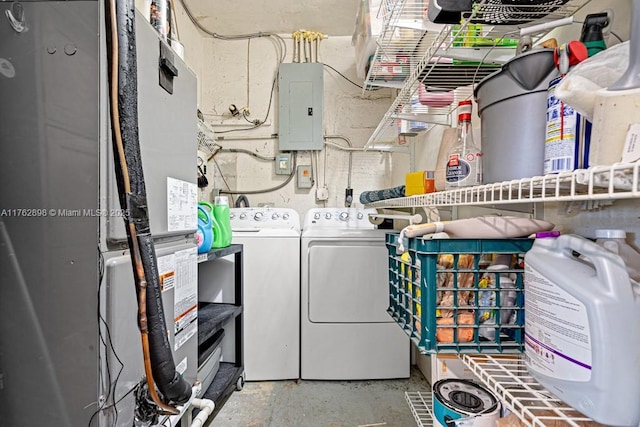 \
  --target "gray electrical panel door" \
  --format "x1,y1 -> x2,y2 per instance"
278,63 -> 324,151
